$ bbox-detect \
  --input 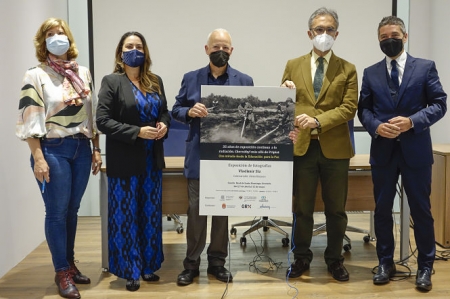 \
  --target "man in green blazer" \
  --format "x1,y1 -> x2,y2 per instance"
282,7 -> 358,281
